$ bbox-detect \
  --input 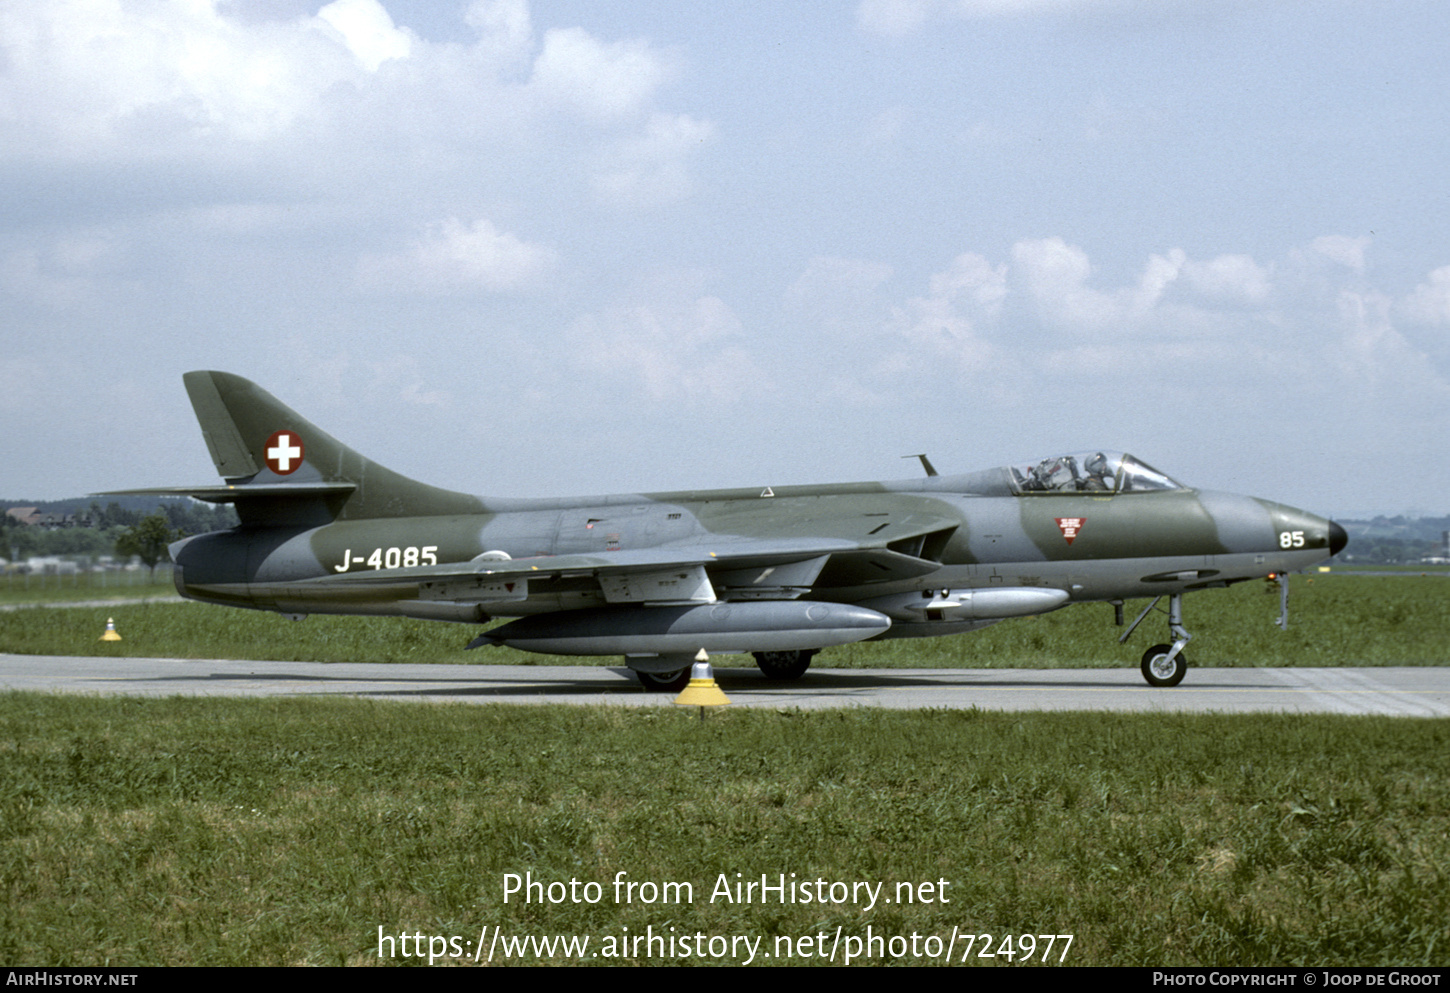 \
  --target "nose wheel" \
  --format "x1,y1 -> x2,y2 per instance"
1140,644 -> 1188,687
1120,593 -> 1192,687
